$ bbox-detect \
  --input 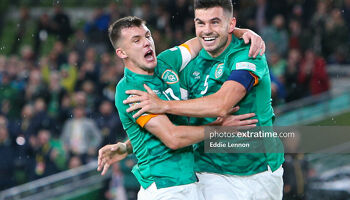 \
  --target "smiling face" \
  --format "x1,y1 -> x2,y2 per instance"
194,6 -> 235,57
116,24 -> 157,74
